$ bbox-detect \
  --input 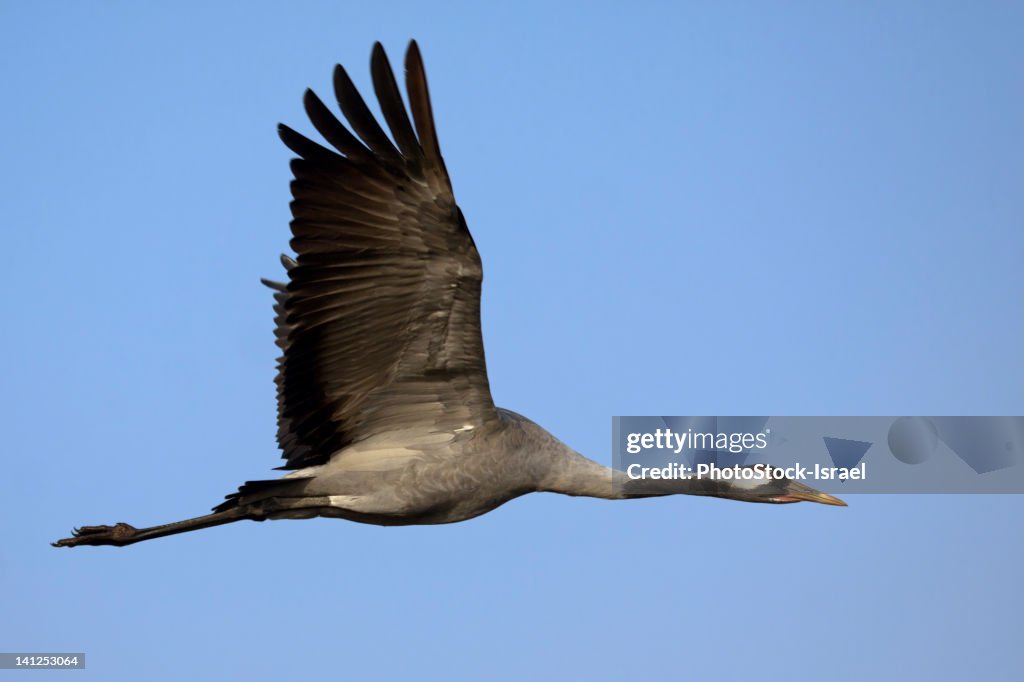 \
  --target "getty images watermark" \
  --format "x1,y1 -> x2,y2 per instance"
612,417 -> 1024,494
623,427 -> 864,482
